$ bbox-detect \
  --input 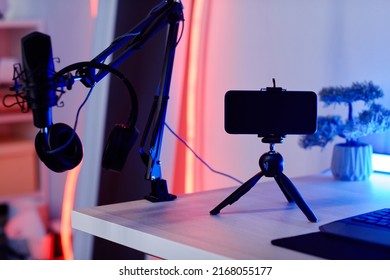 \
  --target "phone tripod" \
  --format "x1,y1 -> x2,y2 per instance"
210,136 -> 318,222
